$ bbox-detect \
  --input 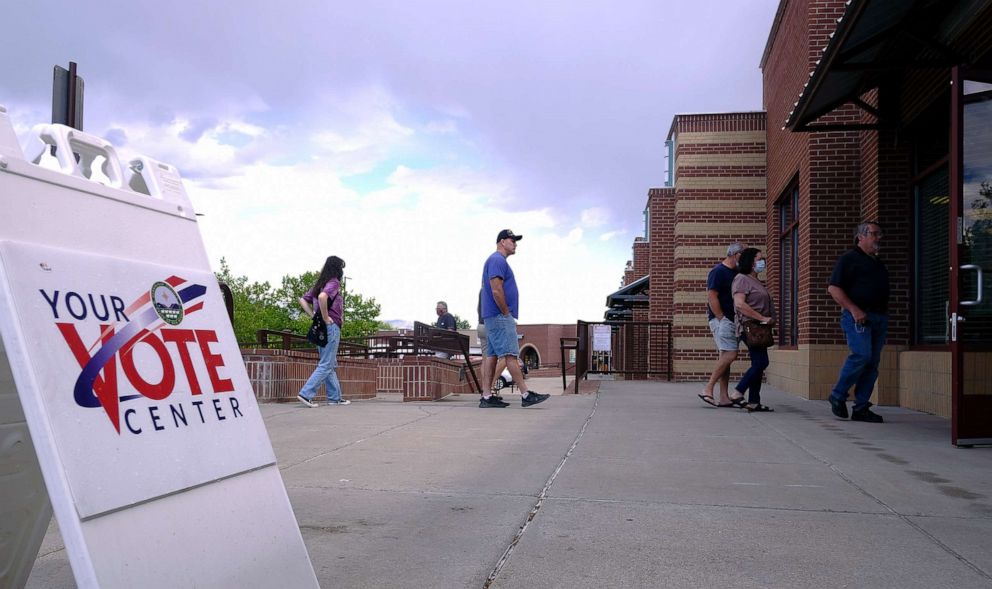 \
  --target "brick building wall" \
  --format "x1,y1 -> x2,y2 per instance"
647,187 -> 676,377
760,0 -> 936,405
617,113 -> 767,383
605,0 -> 990,418
669,112 -> 768,380
622,260 -> 635,286
761,0 -> 875,399
516,323 -> 577,369
602,0 -> 990,416
647,187 -> 675,324
631,237 -> 649,282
